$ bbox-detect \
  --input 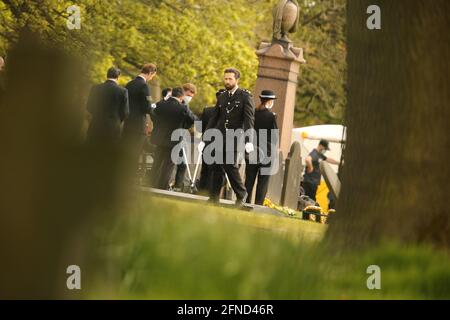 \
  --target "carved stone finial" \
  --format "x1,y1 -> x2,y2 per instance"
272,0 -> 300,45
